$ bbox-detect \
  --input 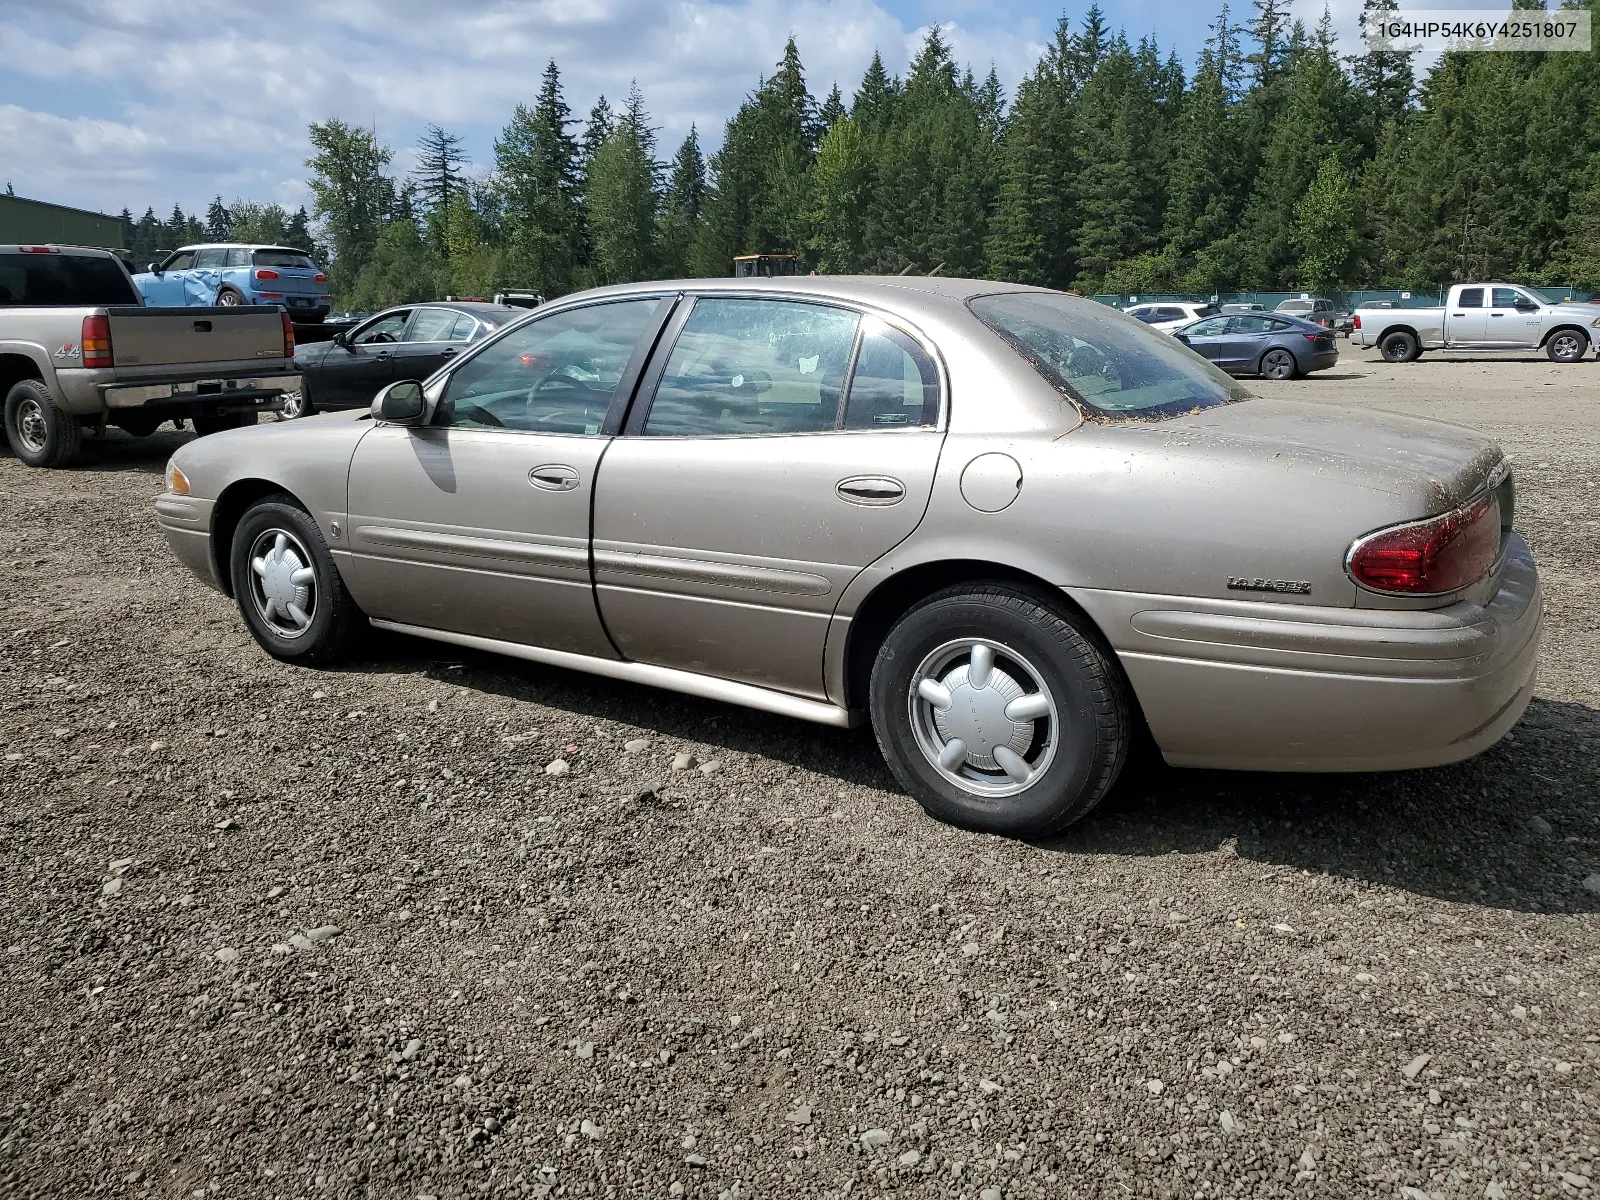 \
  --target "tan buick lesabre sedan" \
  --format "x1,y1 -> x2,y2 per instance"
155,279 -> 1541,836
